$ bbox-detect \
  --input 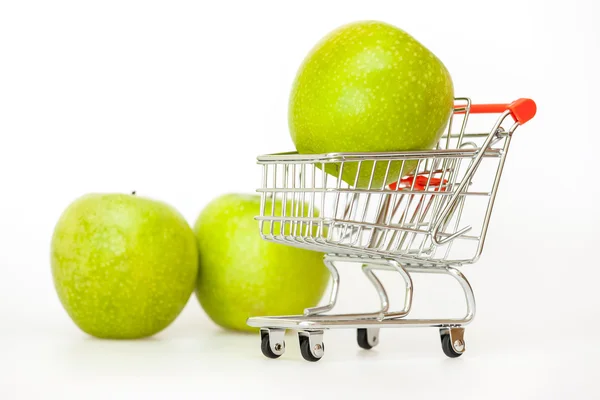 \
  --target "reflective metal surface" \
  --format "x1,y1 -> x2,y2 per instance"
247,254 -> 476,330
248,98 -> 534,360
255,98 -> 523,265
